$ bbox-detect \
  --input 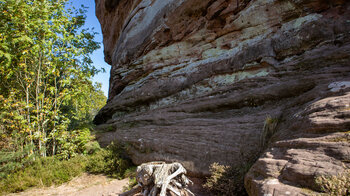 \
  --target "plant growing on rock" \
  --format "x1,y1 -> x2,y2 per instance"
315,169 -> 350,196
204,162 -> 251,195
260,115 -> 279,149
